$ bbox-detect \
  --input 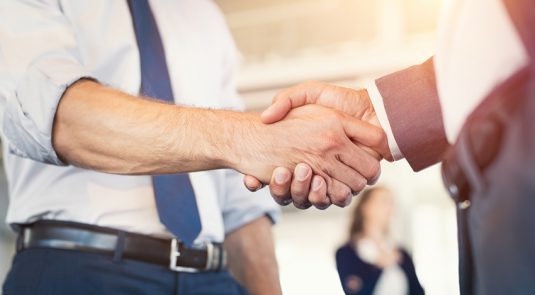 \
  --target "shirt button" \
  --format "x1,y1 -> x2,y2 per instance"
448,182 -> 459,197
458,200 -> 471,210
